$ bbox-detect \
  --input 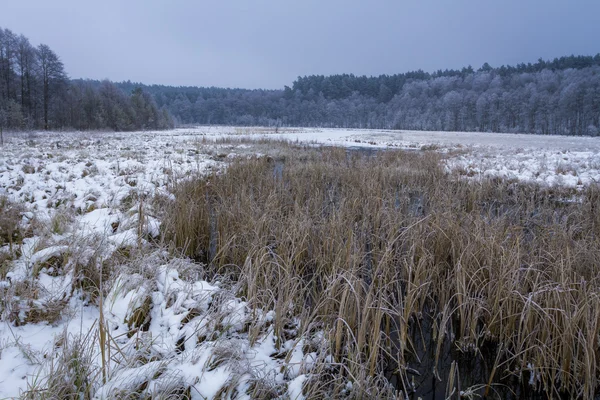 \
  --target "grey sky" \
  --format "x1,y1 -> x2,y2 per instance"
2,0 -> 599,89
